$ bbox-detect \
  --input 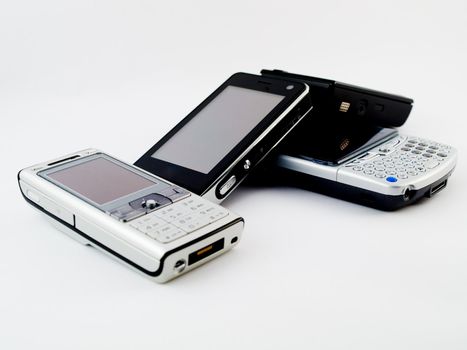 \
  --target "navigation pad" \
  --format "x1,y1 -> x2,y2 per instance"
110,186 -> 191,222
129,193 -> 172,210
